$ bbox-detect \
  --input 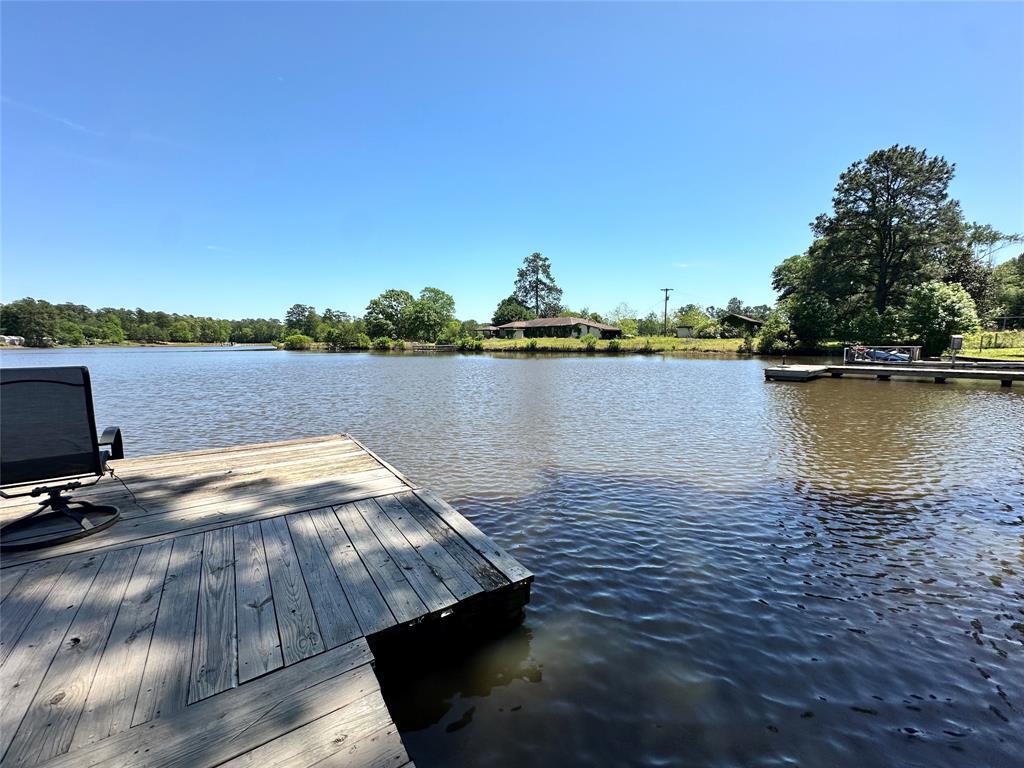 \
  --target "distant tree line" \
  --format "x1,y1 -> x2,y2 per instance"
0,298 -> 285,347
